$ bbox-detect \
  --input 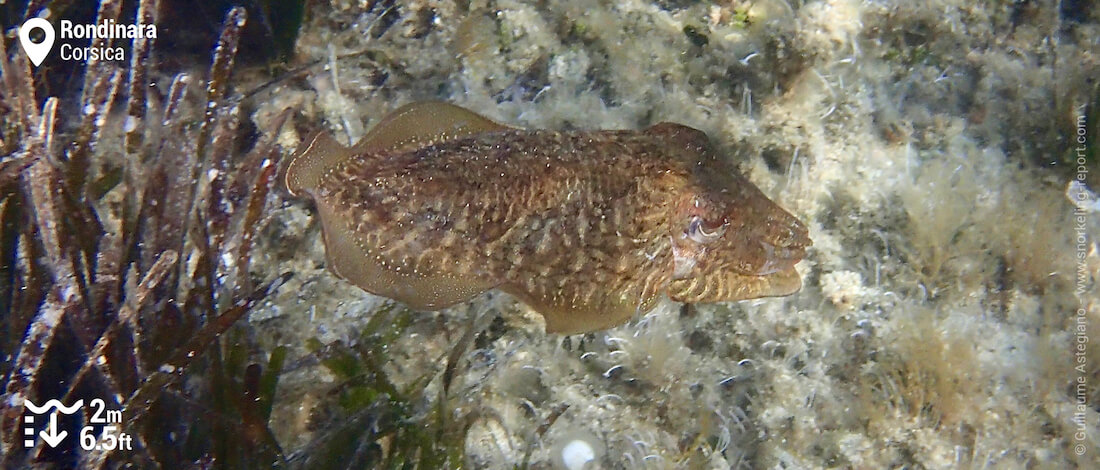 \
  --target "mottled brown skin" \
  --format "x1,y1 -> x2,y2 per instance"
285,102 -> 810,334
